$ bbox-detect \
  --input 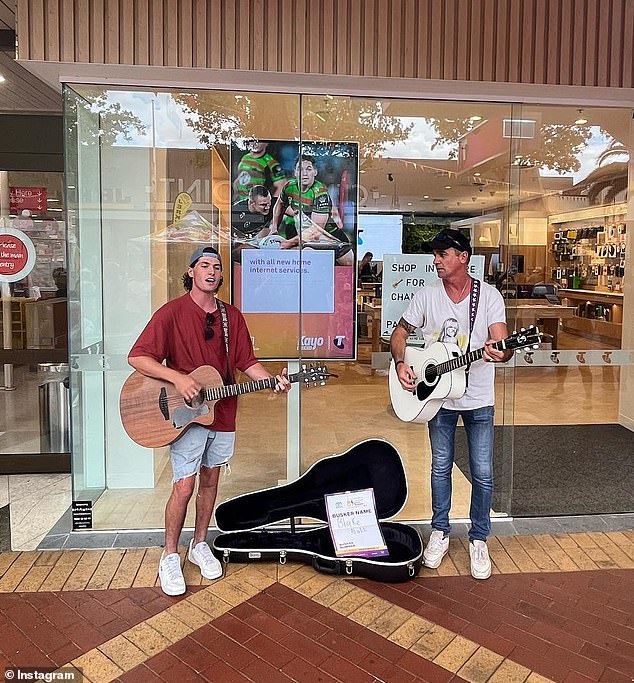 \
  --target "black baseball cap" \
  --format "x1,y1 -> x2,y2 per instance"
425,229 -> 472,255
190,247 -> 222,268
